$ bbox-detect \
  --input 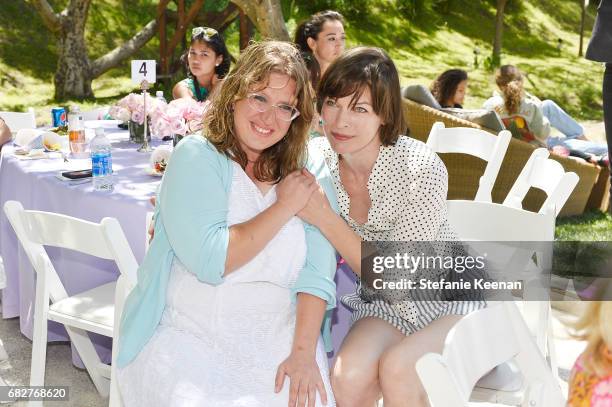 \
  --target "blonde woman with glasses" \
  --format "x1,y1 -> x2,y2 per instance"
116,41 -> 338,406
